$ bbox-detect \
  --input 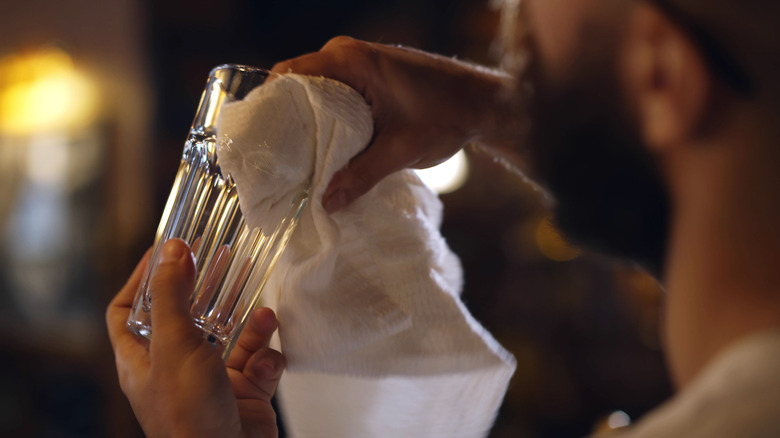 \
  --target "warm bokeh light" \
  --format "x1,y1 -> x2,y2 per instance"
535,216 -> 581,262
0,47 -> 100,135
415,149 -> 470,194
